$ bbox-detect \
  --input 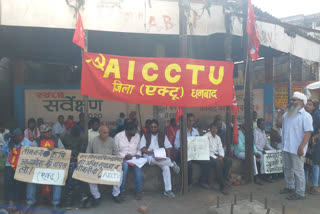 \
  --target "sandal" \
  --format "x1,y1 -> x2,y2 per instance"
287,193 -> 306,200
309,187 -> 320,195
